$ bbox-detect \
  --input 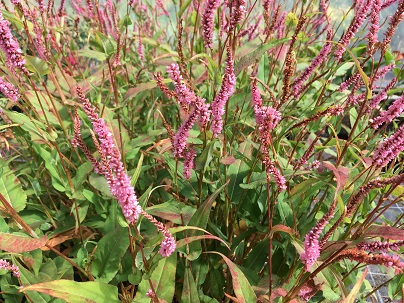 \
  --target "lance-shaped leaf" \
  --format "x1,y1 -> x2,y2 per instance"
206,252 -> 257,303
20,280 -> 120,303
234,38 -> 290,75
363,226 -> 404,240
0,233 -> 47,253
0,159 -> 27,213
